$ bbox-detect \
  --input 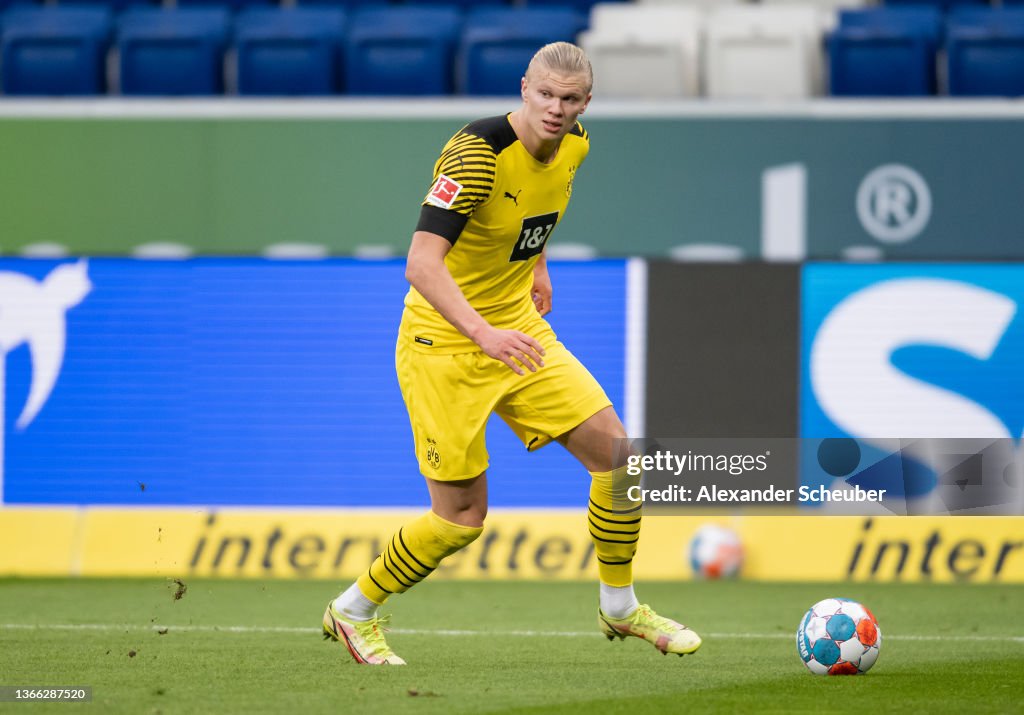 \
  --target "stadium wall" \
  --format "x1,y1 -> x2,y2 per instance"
3,509 -> 1022,583
2,101 -> 1023,260
645,263 -> 799,438
2,258 -> 1023,582
0,258 -> 629,508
